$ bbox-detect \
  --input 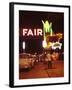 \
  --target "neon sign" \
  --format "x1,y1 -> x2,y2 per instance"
52,42 -> 62,50
23,28 -> 43,36
42,20 -> 54,48
42,20 -> 53,36
22,20 -> 54,49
